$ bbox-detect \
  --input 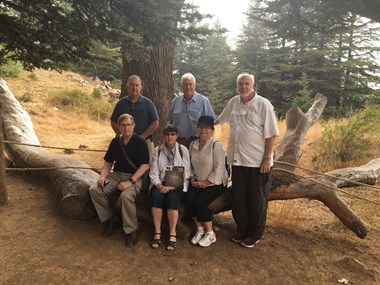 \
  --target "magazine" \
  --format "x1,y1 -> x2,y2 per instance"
164,166 -> 184,190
